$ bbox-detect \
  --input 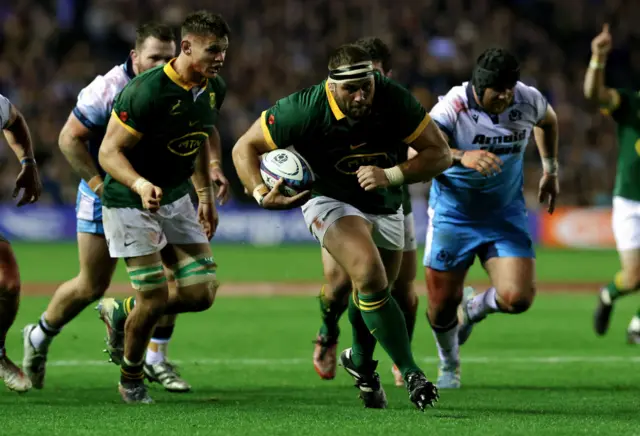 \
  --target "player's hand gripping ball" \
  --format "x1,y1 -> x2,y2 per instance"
260,149 -> 314,196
